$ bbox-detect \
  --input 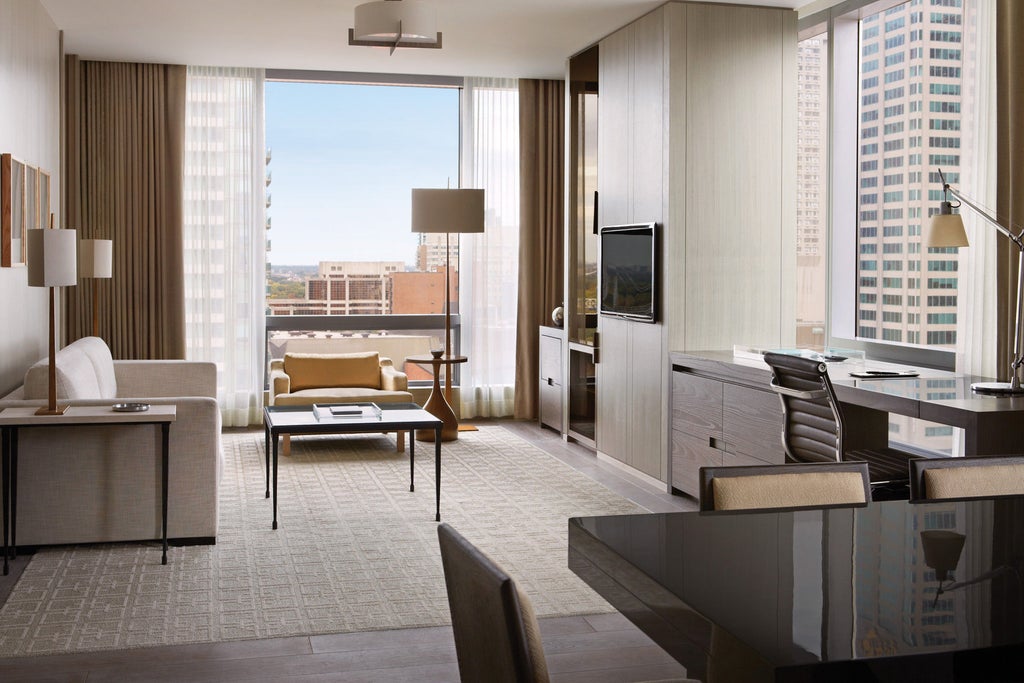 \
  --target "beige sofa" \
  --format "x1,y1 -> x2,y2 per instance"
0,336 -> 222,546
269,351 -> 413,452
